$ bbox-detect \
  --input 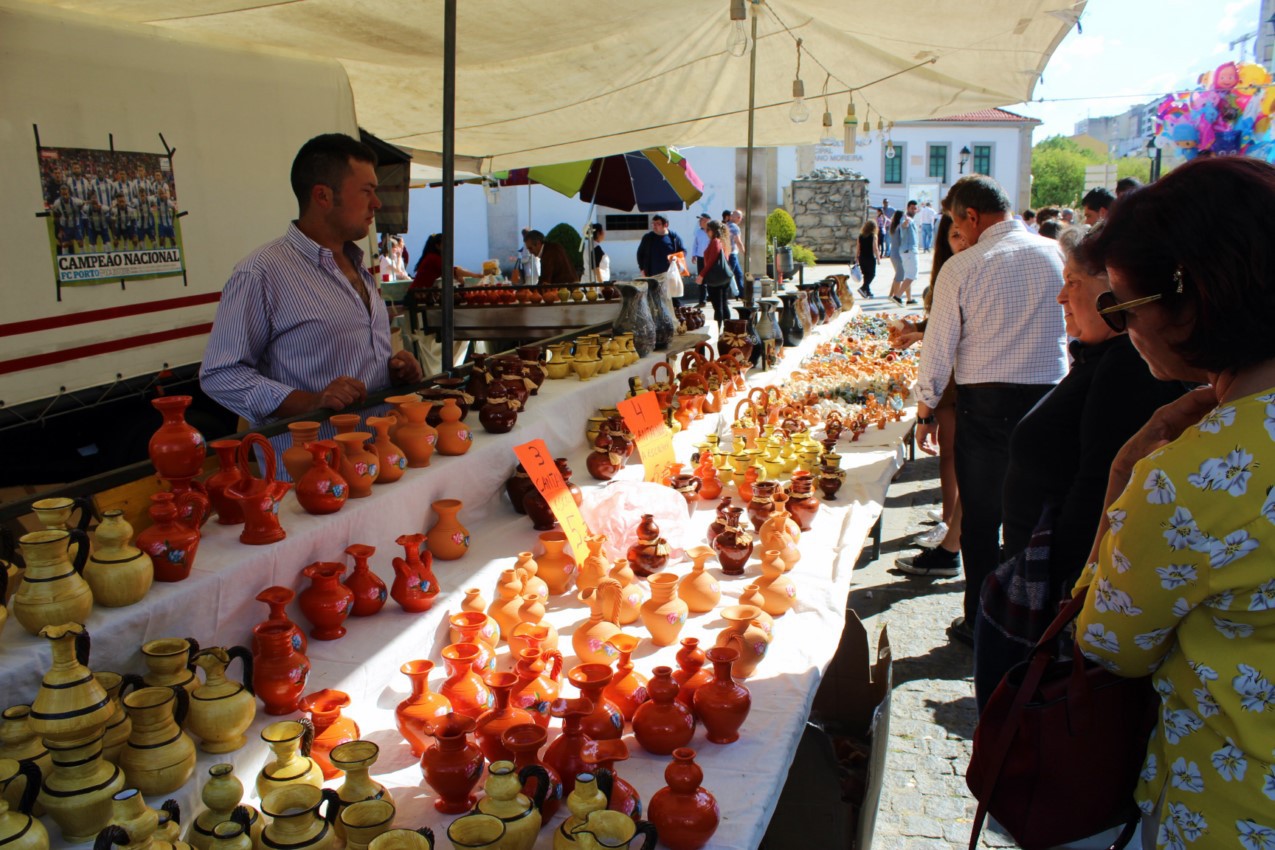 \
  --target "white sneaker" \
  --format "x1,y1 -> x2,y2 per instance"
926,508 -> 944,524
915,522 -> 948,548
